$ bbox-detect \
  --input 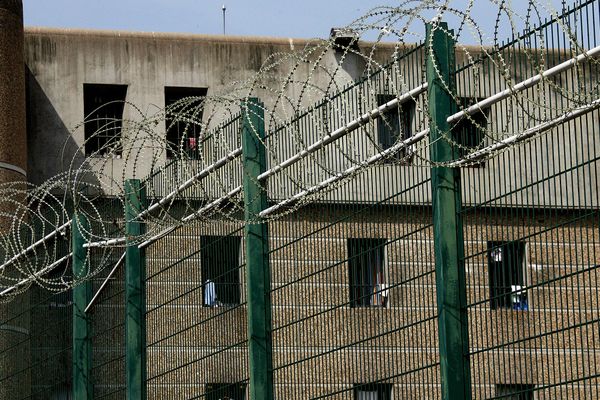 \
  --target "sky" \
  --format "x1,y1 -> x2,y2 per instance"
23,0 -> 378,38
23,0 -> 570,43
